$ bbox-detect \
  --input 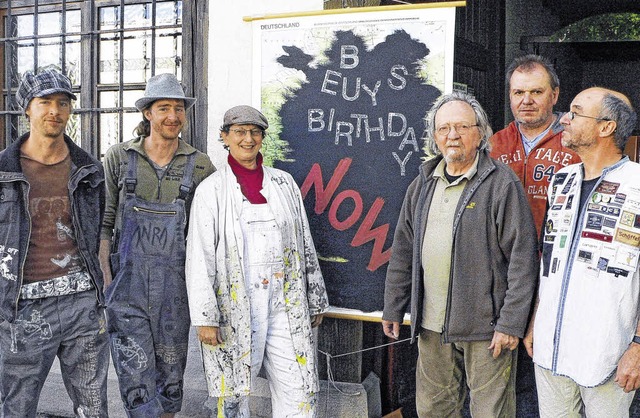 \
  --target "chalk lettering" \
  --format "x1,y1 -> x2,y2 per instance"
387,112 -> 407,137
398,128 -> 419,151
310,110 -> 418,146
393,151 -> 413,176
342,77 -> 361,101
308,109 -> 325,131
320,70 -> 382,105
351,114 -> 367,138
388,65 -> 408,91
362,81 -> 381,106
335,122 -> 354,146
363,117 -> 385,142
328,108 -> 335,131
340,45 -> 359,69
320,70 -> 341,96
